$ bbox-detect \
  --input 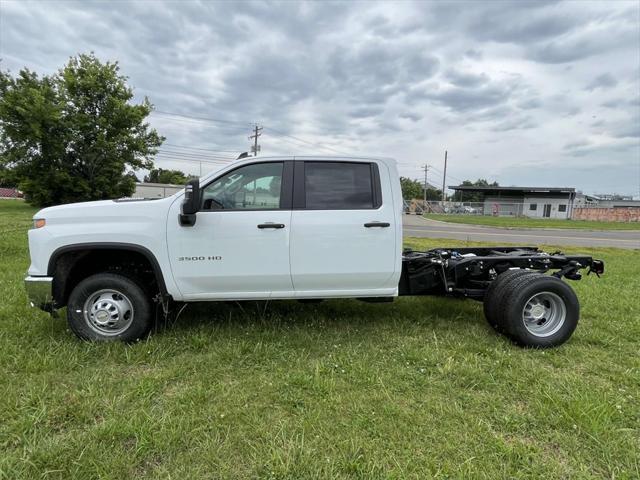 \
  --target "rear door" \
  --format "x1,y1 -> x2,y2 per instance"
289,160 -> 399,296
